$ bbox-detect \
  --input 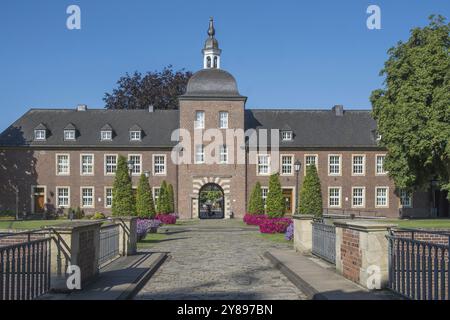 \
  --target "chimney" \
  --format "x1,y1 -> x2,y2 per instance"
332,104 -> 344,116
148,105 -> 154,112
77,104 -> 87,111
